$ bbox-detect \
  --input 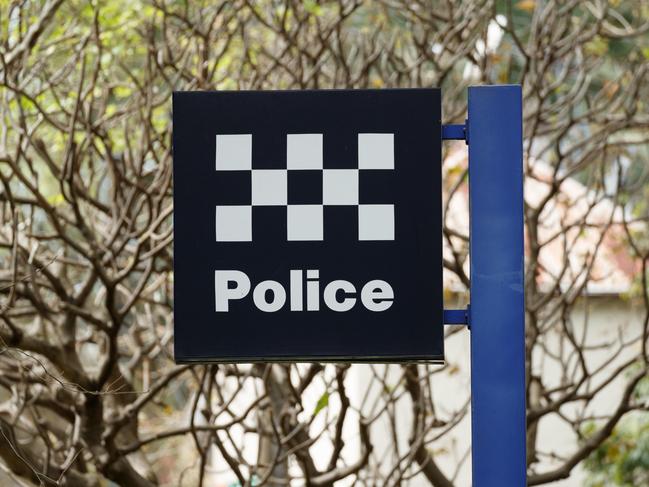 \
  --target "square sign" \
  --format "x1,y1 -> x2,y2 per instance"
173,89 -> 443,362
